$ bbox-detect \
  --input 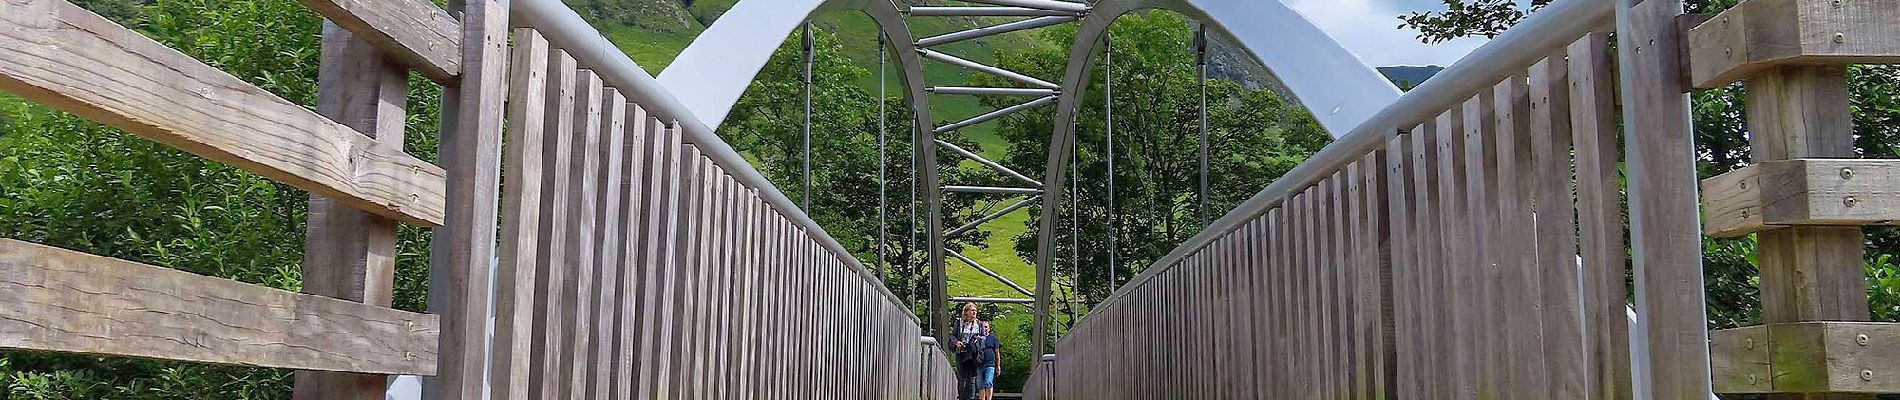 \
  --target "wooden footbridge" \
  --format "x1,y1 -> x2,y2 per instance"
3,0 -> 1900,398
